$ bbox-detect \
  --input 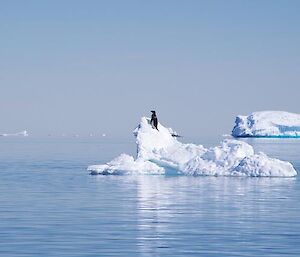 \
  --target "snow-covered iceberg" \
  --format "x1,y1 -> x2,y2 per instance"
232,111 -> 300,138
88,117 -> 297,177
0,130 -> 28,137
